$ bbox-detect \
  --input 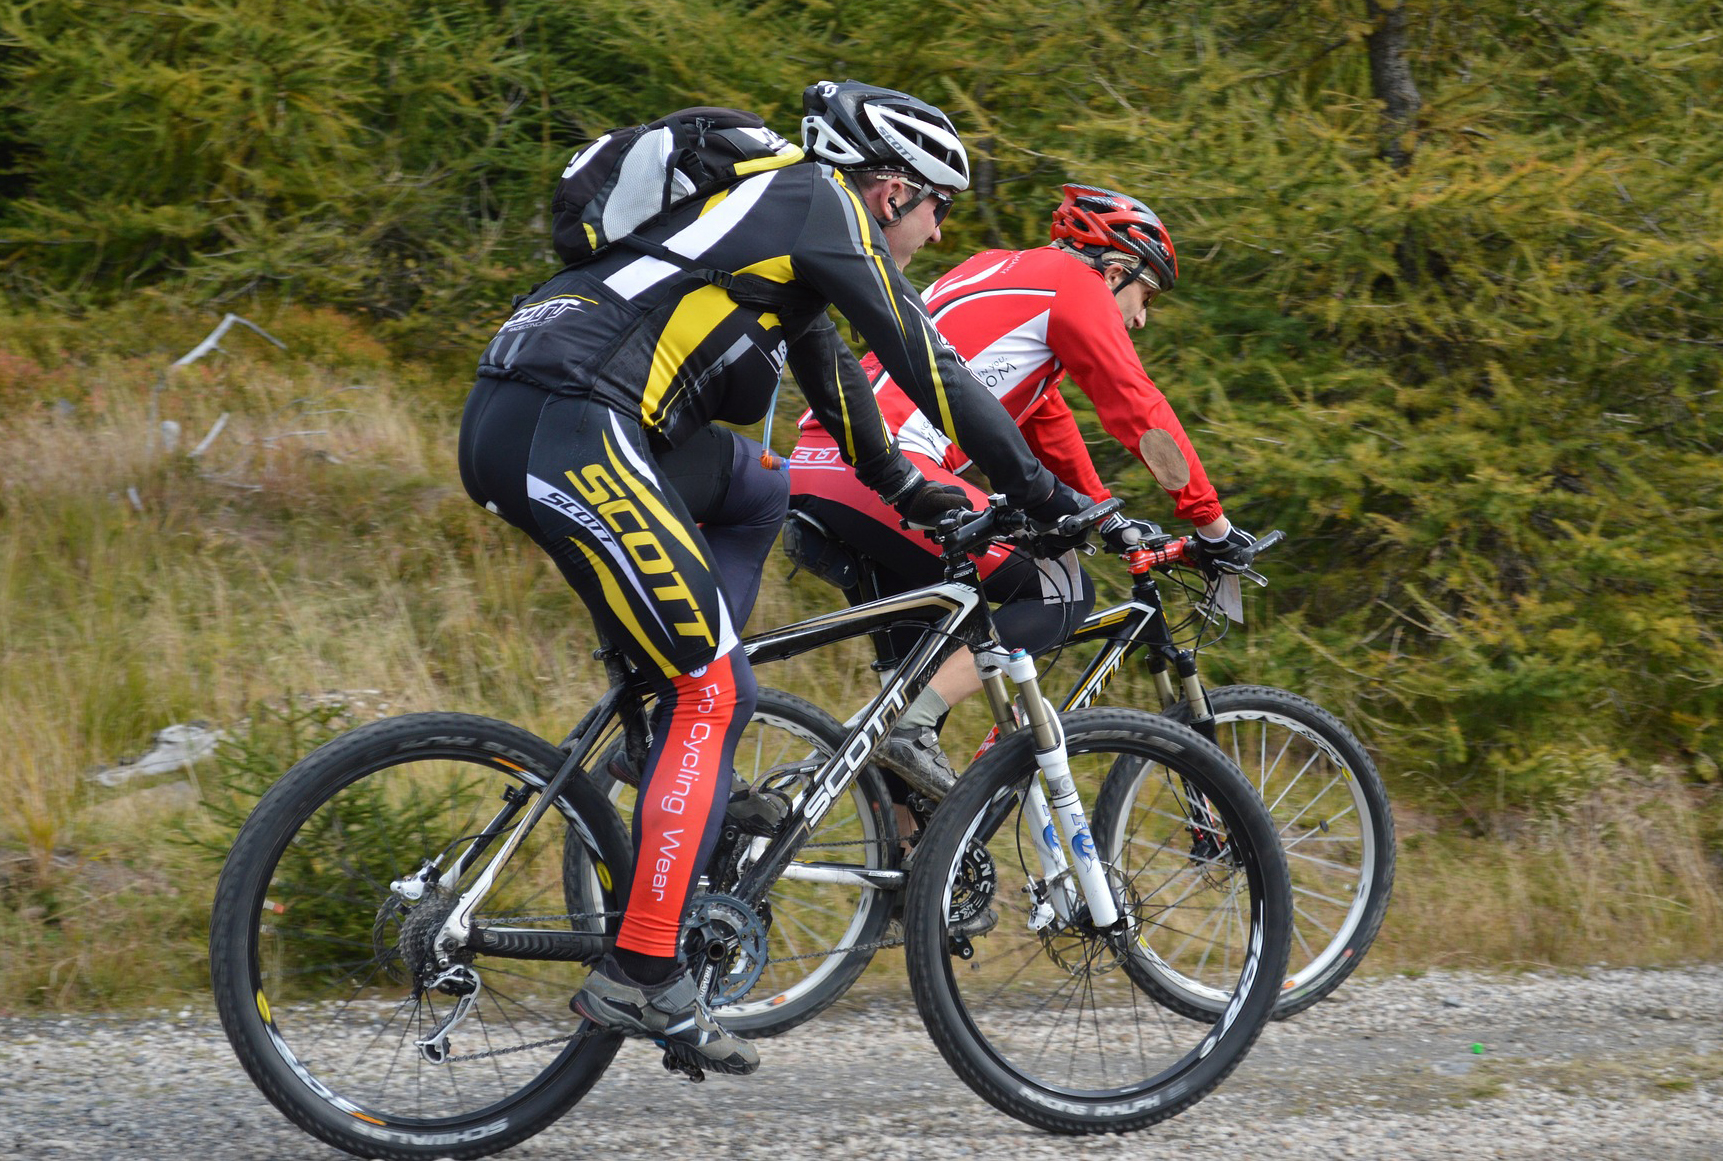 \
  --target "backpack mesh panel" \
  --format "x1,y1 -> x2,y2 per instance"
601,127 -> 677,241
